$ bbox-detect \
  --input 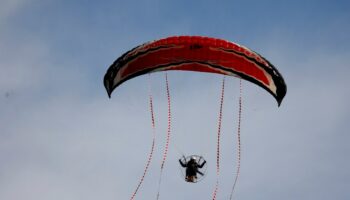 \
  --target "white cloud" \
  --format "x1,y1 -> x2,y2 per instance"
0,0 -> 40,27
0,0 -> 26,21
0,38 -> 51,93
